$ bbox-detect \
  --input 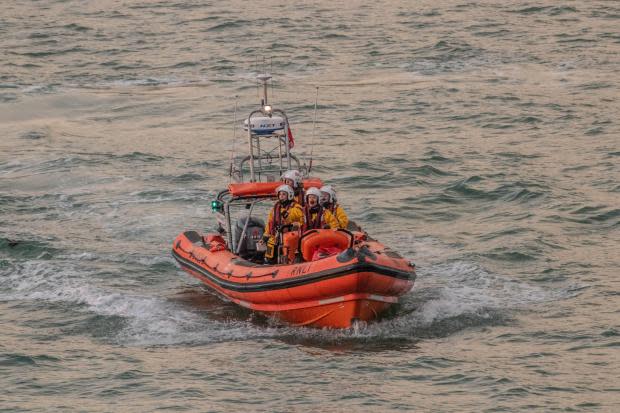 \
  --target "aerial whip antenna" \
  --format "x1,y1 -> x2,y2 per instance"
229,96 -> 239,182
270,57 -> 274,102
308,86 -> 319,173
255,56 -> 260,101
